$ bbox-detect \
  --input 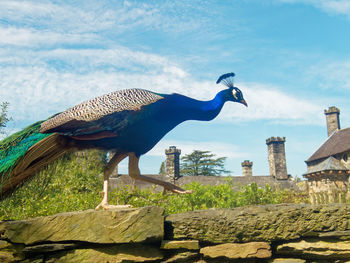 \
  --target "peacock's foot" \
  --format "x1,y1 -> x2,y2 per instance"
163,182 -> 194,195
95,202 -> 132,210
95,192 -> 132,210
